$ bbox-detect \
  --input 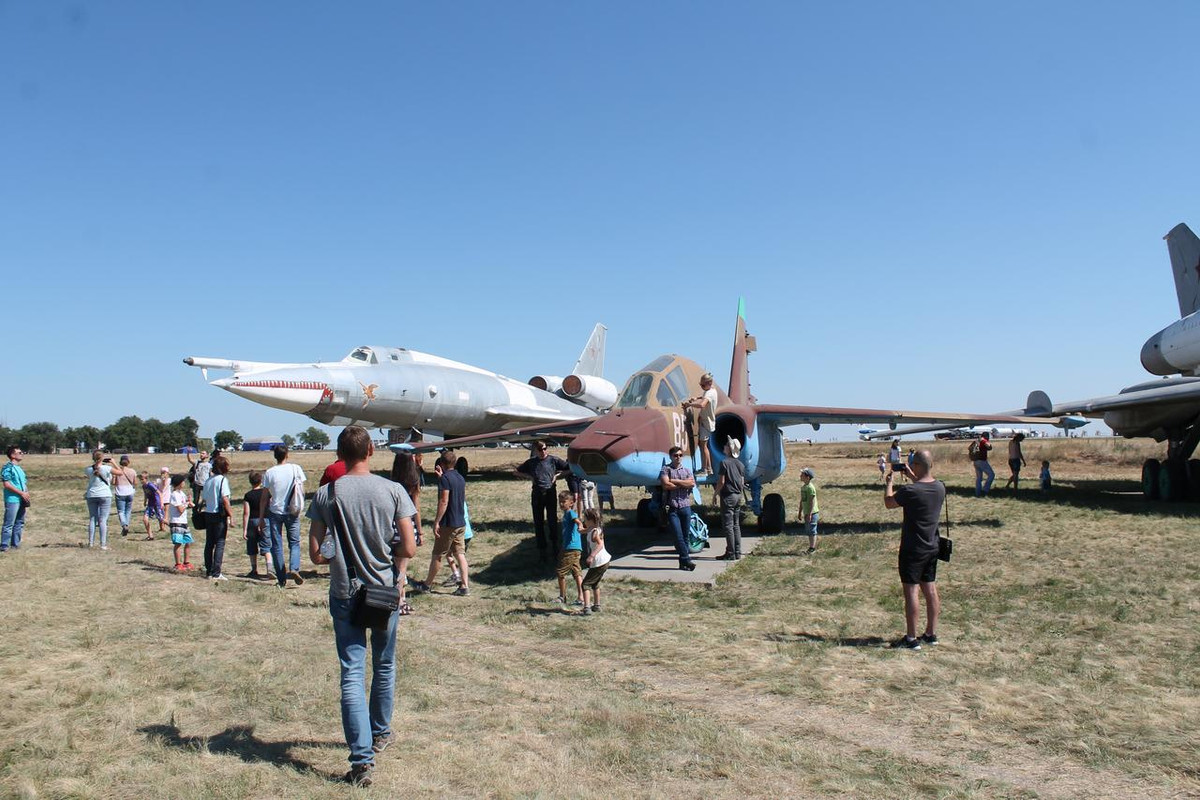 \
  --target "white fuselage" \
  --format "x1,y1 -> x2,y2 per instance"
1142,311 -> 1200,376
